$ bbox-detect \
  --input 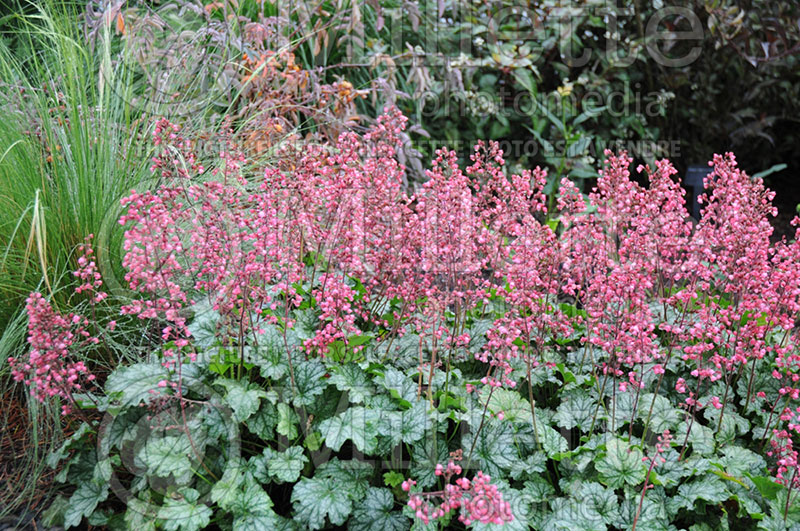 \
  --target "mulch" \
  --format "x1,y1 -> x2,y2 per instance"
0,391 -> 59,530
